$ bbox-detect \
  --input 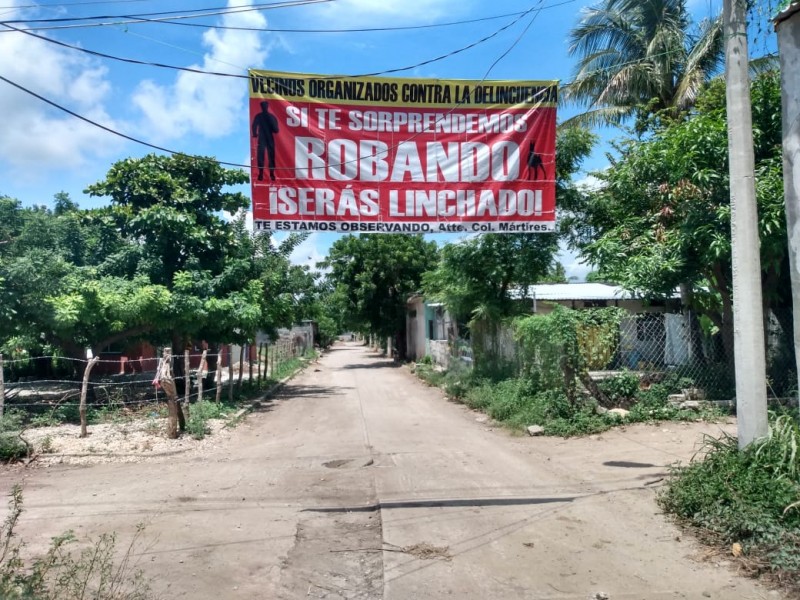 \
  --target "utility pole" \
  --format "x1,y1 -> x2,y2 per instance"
775,3 -> 800,408
723,0 -> 769,448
